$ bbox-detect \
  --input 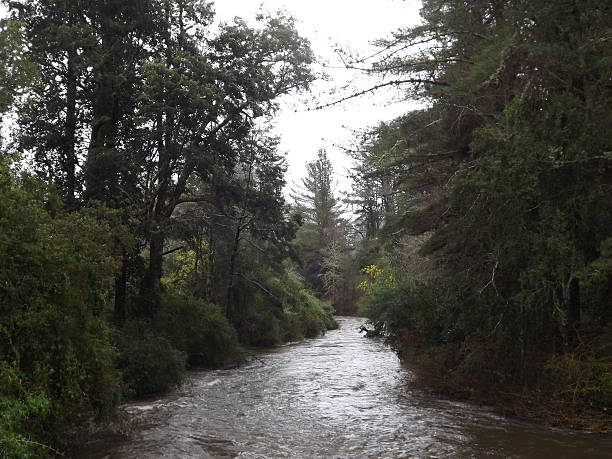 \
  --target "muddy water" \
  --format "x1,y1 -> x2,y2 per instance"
82,317 -> 611,458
